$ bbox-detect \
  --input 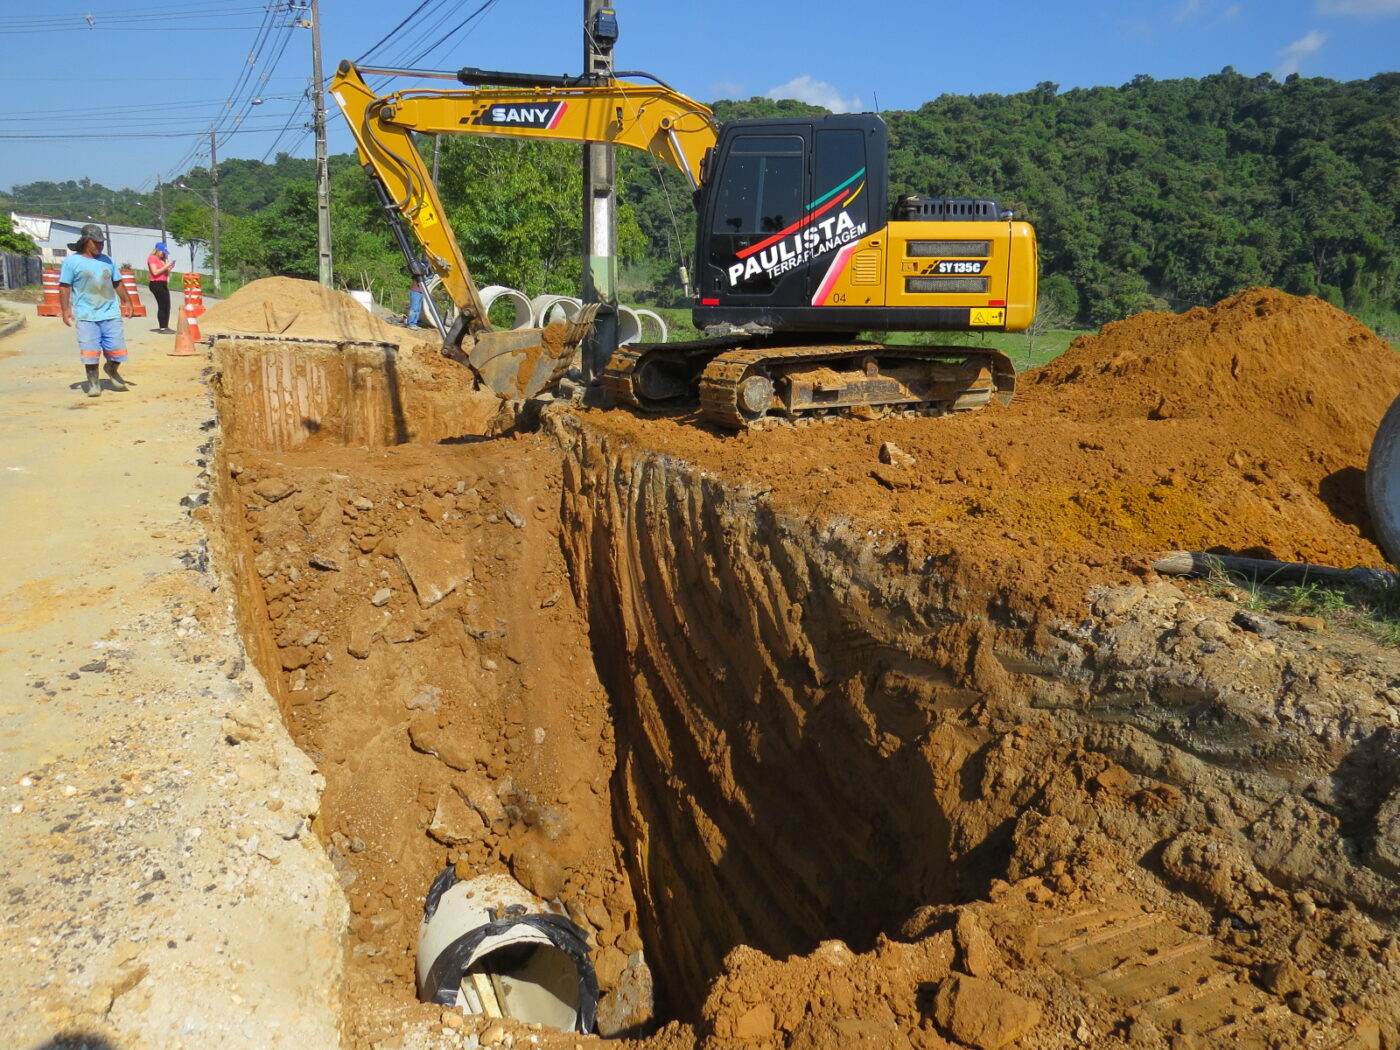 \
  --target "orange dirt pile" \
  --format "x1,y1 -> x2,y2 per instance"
579,289 -> 1400,609
201,275 -> 426,349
